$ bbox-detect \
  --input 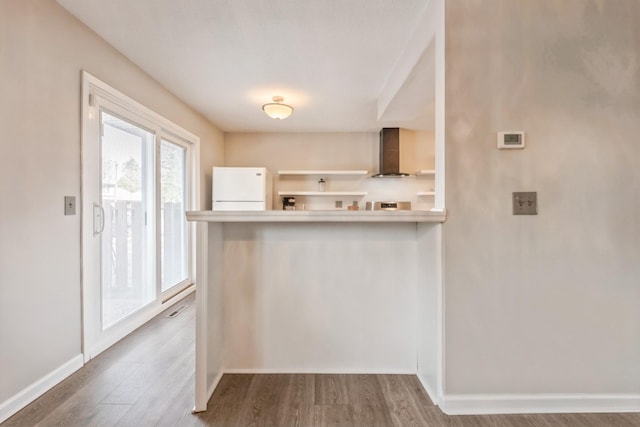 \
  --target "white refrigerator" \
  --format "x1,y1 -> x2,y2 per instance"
212,167 -> 273,211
